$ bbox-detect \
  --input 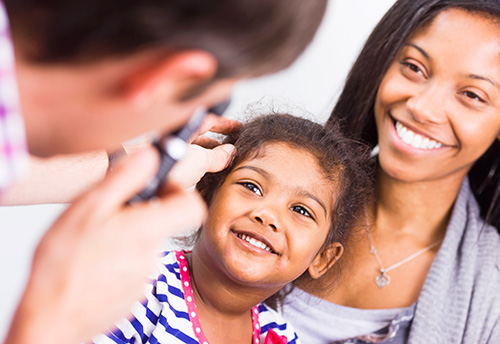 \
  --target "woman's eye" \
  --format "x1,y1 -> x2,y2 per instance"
239,182 -> 262,196
291,205 -> 312,219
401,61 -> 424,76
464,90 -> 486,103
